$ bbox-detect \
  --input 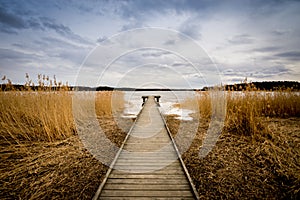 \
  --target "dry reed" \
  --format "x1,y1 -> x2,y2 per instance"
0,91 -> 75,143
166,88 -> 300,199
95,91 -> 133,147
0,87 -> 131,199
224,89 -> 300,137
